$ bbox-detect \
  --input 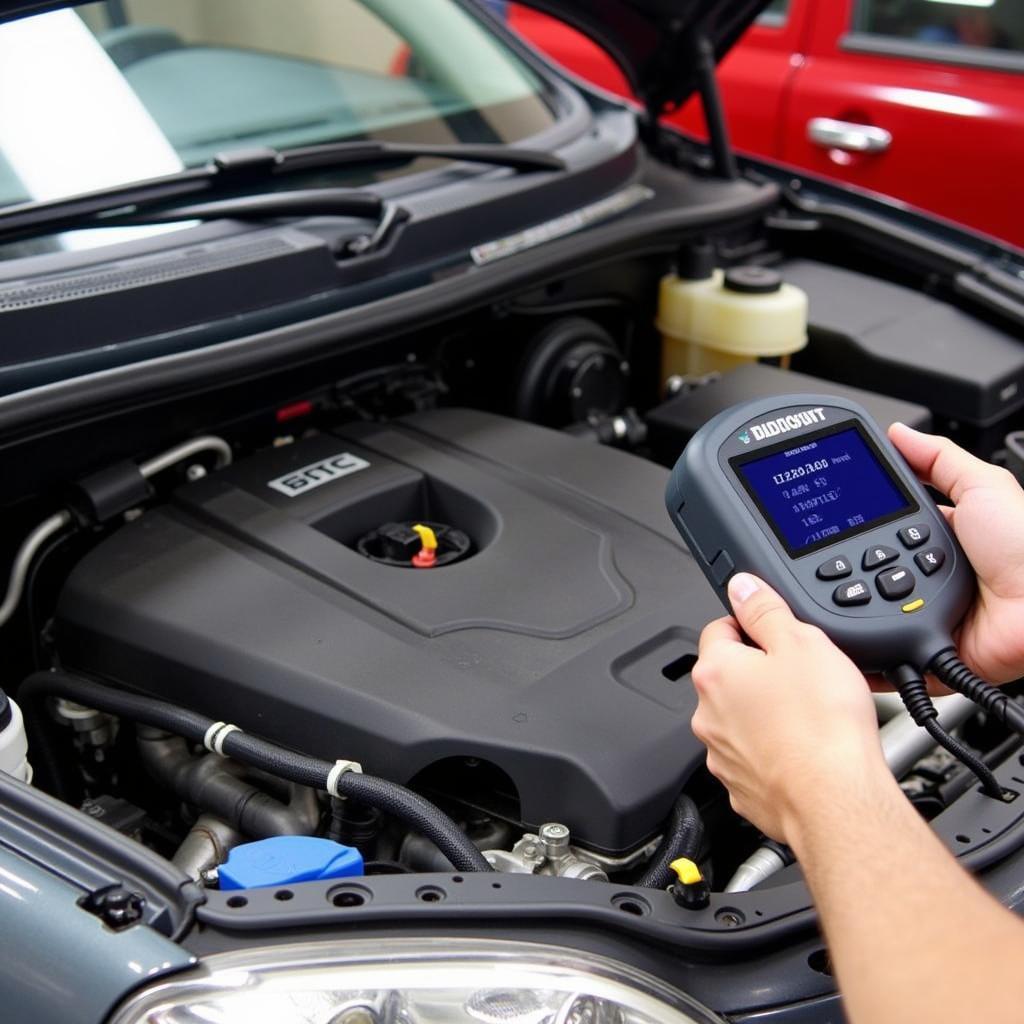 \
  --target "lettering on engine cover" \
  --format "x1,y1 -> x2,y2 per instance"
267,452 -> 370,497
